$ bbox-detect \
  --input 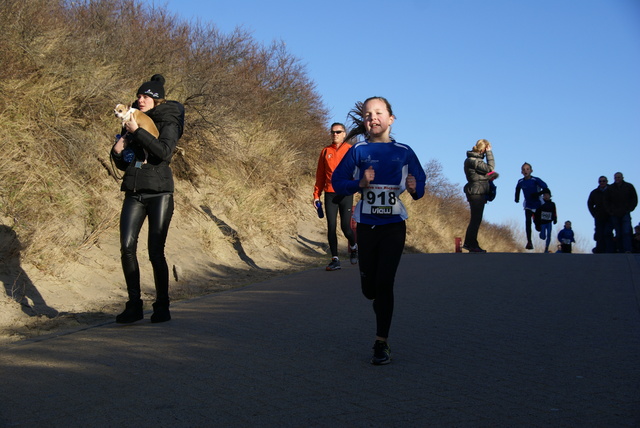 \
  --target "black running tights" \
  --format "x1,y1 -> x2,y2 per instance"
356,221 -> 406,339
524,209 -> 534,243
323,192 -> 356,257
